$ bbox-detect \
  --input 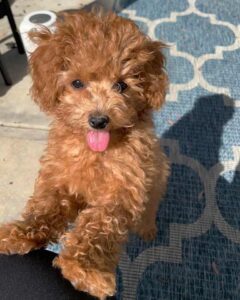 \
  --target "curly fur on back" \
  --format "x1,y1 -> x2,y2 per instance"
0,11 -> 169,299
